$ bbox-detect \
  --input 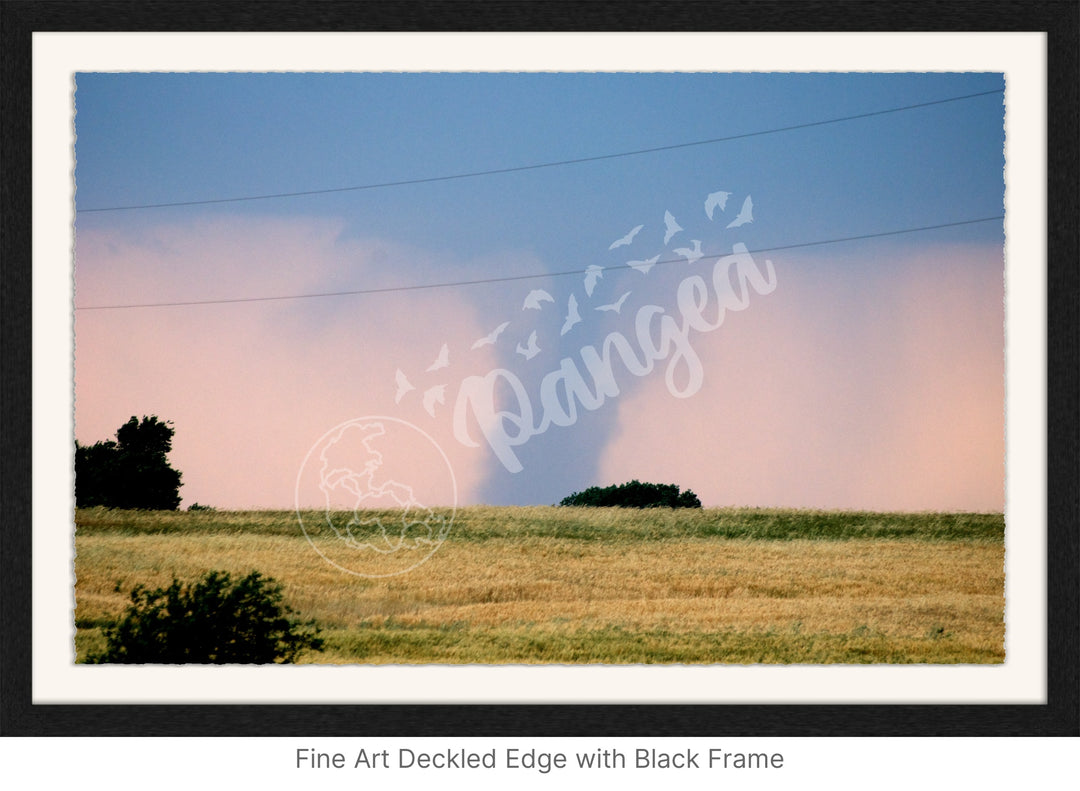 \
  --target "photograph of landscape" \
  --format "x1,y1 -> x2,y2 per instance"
73,71 -> 1006,665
